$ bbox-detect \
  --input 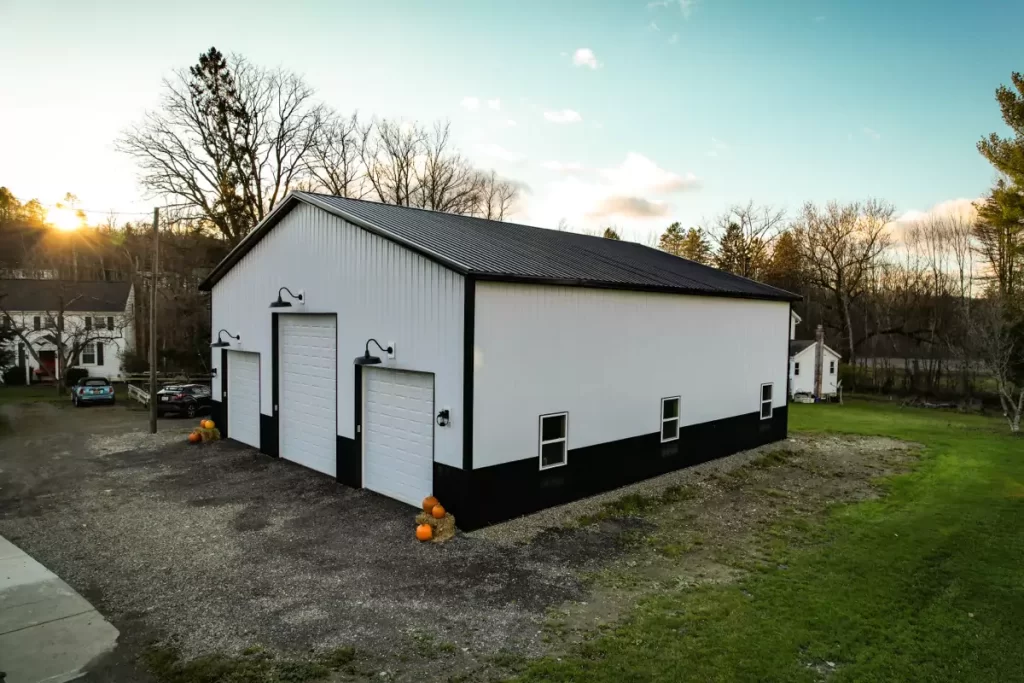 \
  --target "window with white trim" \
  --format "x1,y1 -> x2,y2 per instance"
95,316 -> 106,329
794,362 -> 800,376
82,343 -> 96,365
539,412 -> 568,470
760,383 -> 773,420
829,360 -> 836,375
661,396 -> 680,442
